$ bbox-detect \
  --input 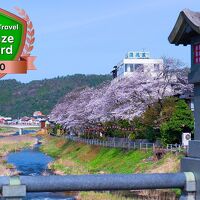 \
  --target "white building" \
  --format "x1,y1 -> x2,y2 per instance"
112,51 -> 163,79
